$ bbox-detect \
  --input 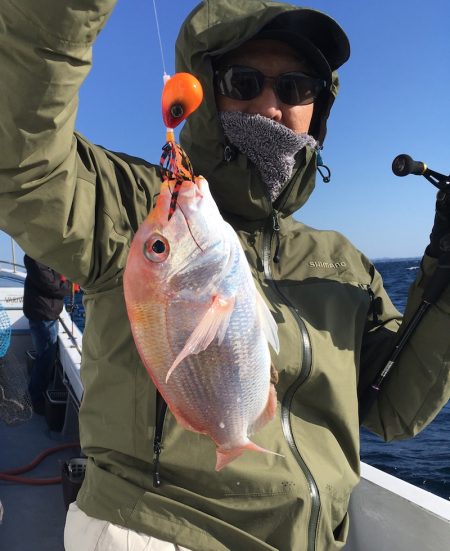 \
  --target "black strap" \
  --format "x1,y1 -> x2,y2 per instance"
153,390 -> 167,488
